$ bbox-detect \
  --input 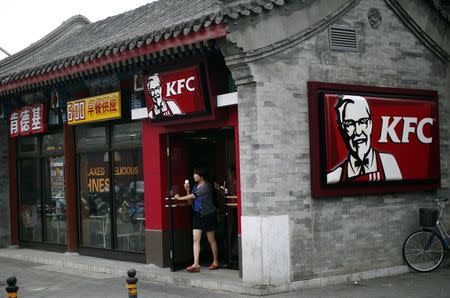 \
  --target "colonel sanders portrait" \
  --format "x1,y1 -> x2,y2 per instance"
146,74 -> 182,119
327,95 -> 402,184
